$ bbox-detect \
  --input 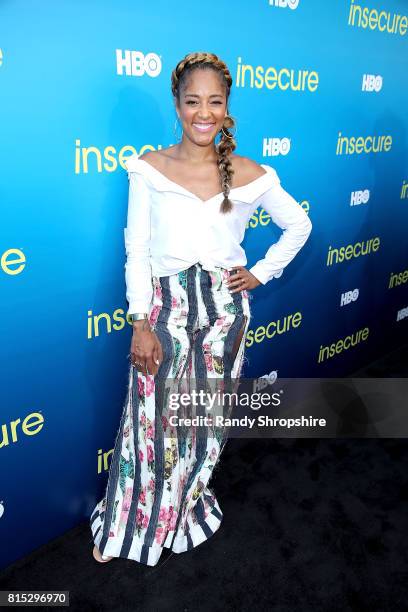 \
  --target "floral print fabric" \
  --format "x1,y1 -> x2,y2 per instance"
90,263 -> 251,566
